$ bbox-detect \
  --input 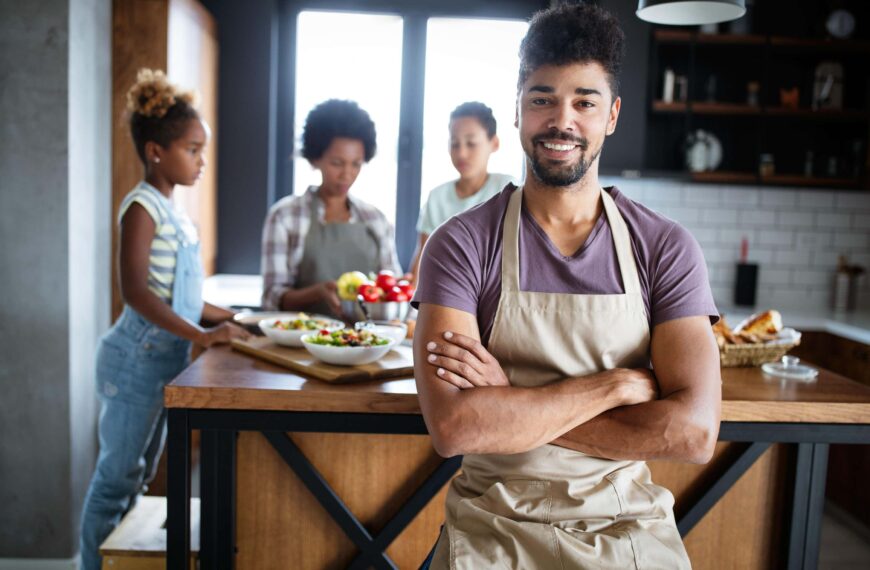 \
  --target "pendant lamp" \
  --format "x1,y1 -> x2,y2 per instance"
637,0 -> 746,25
